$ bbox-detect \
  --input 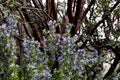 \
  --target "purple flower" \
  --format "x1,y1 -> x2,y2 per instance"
12,22 -> 17,28
58,56 -> 63,63
37,74 -> 42,79
50,45 -> 55,48
0,24 -> 6,29
73,65 -> 79,70
78,49 -> 86,54
93,67 -> 97,72
6,17 -> 17,28
68,43 -> 71,47
97,66 -> 102,70
74,60 -> 76,65
67,48 -> 71,53
7,26 -> 10,34
43,70 -> 52,77
6,17 -> 12,24
89,59 -> 95,63
100,56 -> 104,63
75,54 -> 78,59
112,78 -> 118,80
61,40 -> 66,45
